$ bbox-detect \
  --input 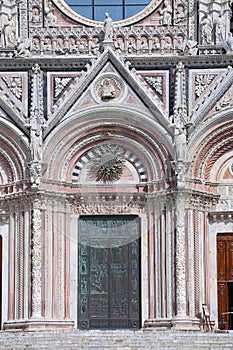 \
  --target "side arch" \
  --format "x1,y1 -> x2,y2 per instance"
188,114 -> 233,181
0,118 -> 30,186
